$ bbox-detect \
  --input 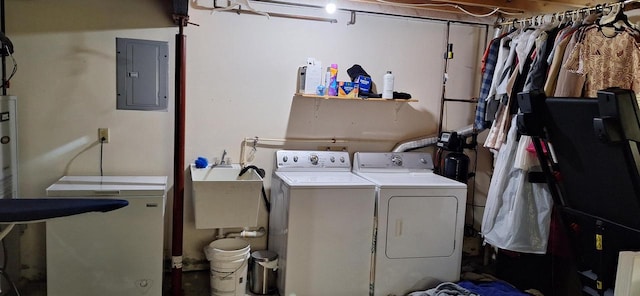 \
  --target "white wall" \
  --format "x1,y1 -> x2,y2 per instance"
7,0 -> 486,279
